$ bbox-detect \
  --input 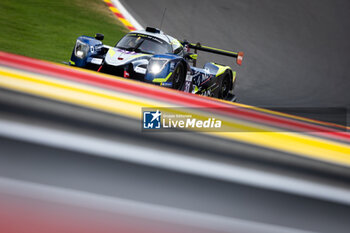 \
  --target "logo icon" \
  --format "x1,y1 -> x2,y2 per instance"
143,110 -> 161,129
